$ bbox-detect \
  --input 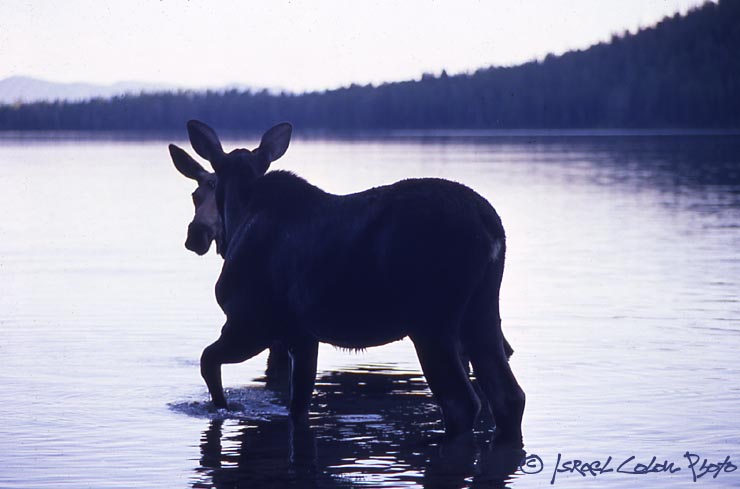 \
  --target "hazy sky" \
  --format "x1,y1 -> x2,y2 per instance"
1,0 -> 709,92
